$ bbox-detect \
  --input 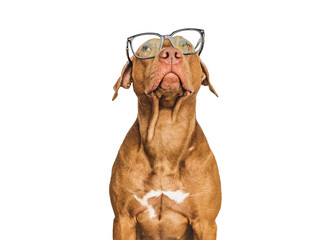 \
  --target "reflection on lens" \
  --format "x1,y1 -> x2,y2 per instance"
137,39 -> 161,58
131,34 -> 161,58
172,30 -> 202,54
172,36 -> 195,54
